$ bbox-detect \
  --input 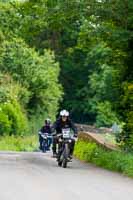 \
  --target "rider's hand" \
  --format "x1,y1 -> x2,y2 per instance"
74,134 -> 78,138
